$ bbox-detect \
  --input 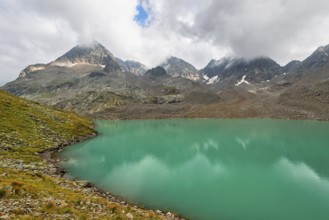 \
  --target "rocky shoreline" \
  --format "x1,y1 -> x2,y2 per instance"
38,131 -> 186,220
0,133 -> 185,219
0,89 -> 184,219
